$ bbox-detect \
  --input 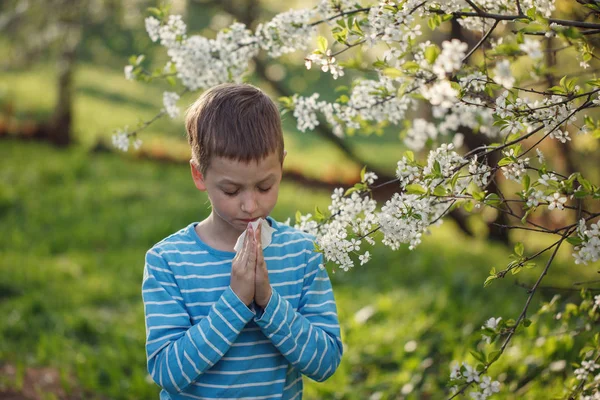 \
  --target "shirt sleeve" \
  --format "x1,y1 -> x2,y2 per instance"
253,250 -> 343,382
142,249 -> 255,394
